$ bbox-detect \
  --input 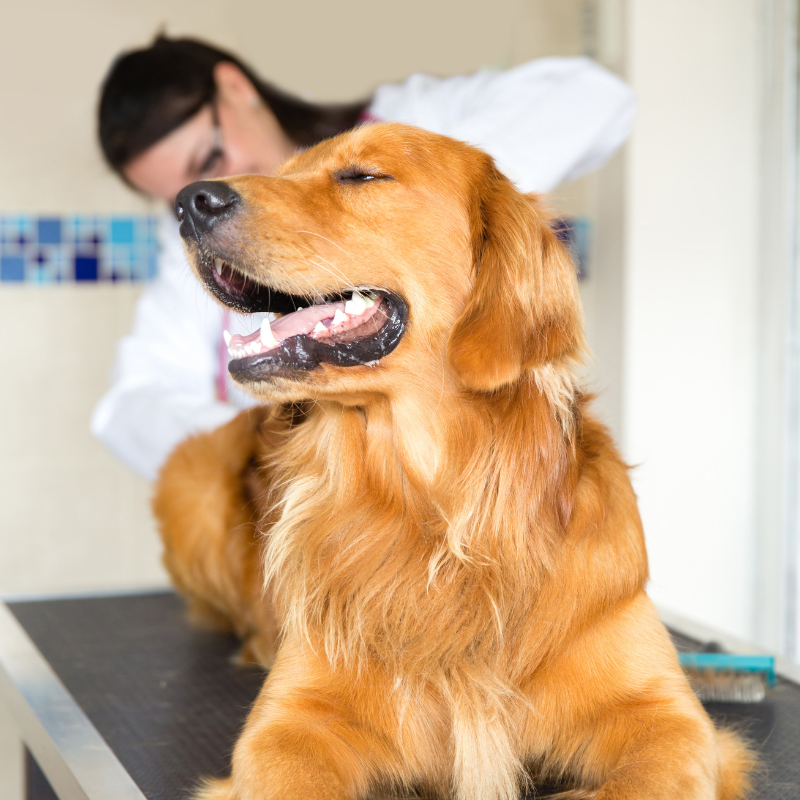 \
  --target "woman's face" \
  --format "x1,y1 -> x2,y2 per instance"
123,63 -> 297,204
